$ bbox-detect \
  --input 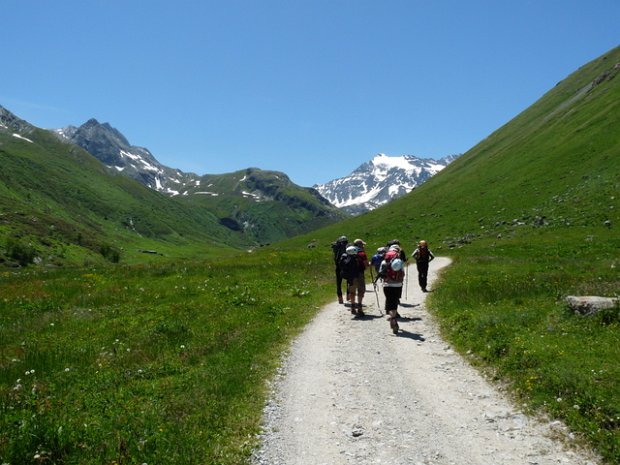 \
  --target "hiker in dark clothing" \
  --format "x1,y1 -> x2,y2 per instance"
331,235 -> 348,304
412,240 -> 435,292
